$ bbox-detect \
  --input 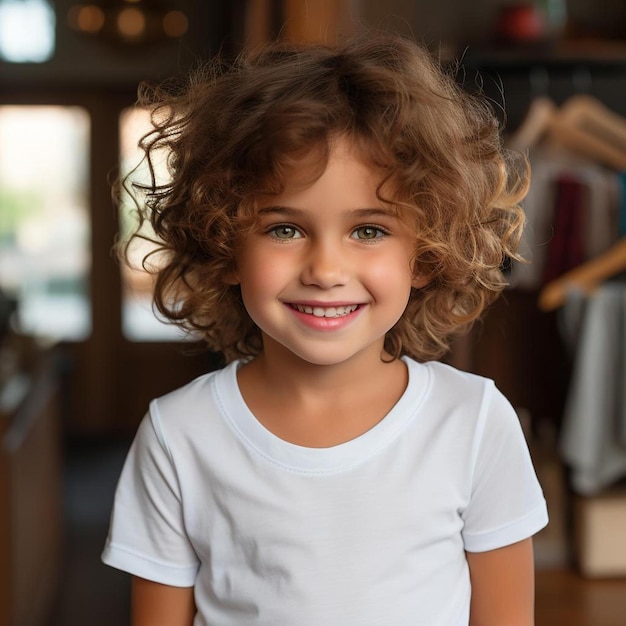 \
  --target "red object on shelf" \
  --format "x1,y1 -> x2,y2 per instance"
495,3 -> 547,43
